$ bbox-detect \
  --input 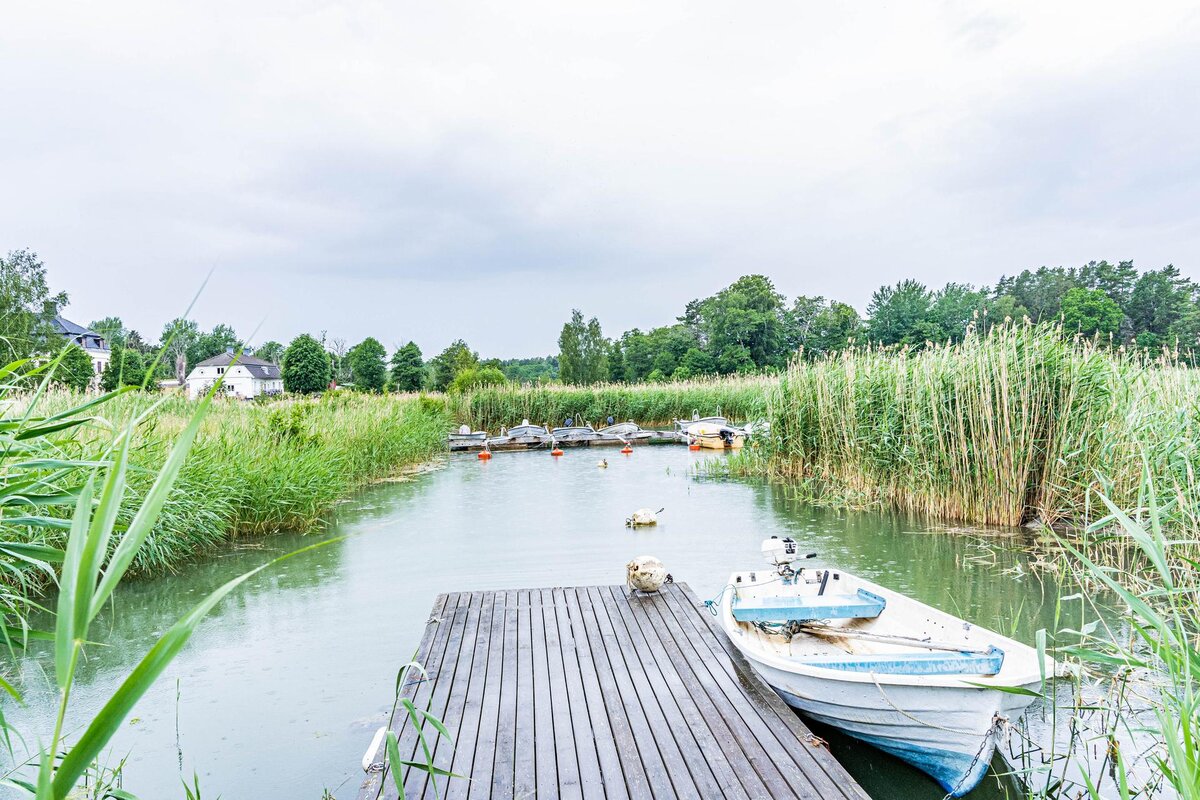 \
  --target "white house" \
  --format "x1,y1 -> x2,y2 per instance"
186,352 -> 283,400
51,315 -> 111,386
